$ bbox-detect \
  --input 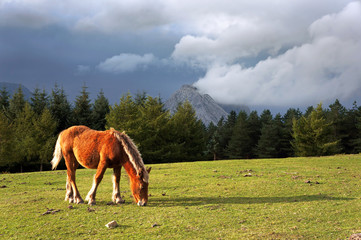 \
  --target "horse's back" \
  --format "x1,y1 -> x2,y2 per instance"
60,126 -> 121,169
